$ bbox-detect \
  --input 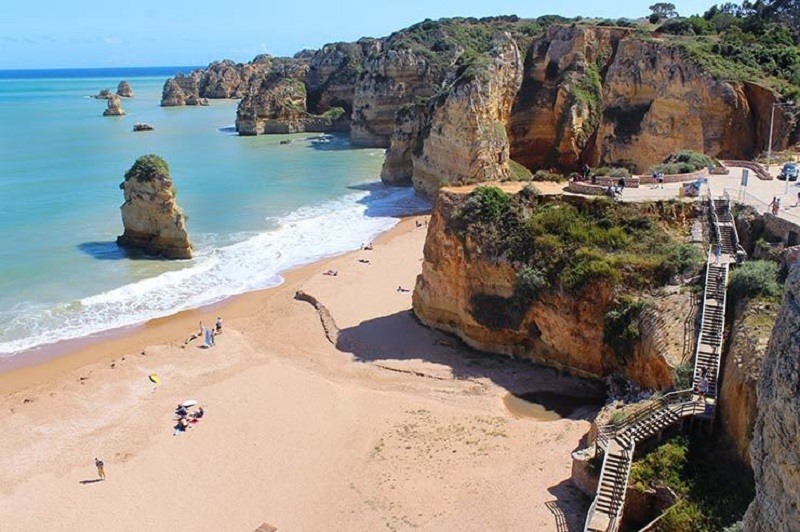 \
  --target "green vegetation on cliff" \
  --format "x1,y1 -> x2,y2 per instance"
630,436 -> 755,531
124,154 -> 170,183
651,150 -> 720,175
454,187 -> 702,297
